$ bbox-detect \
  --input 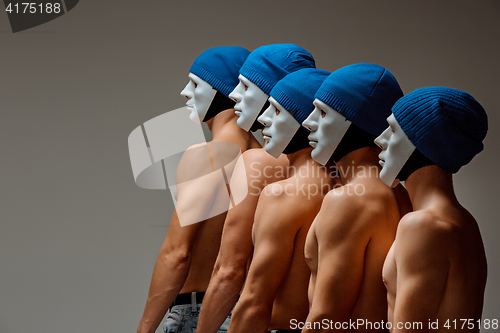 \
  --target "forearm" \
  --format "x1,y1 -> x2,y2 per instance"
137,249 -> 192,333
197,264 -> 246,333
228,296 -> 273,333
